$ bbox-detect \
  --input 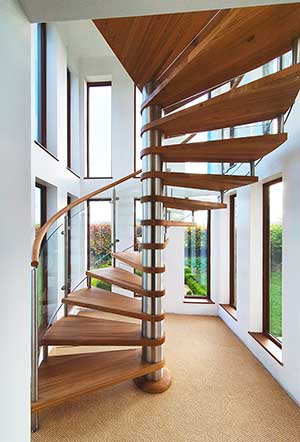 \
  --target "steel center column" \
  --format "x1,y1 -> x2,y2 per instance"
141,82 -> 165,382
